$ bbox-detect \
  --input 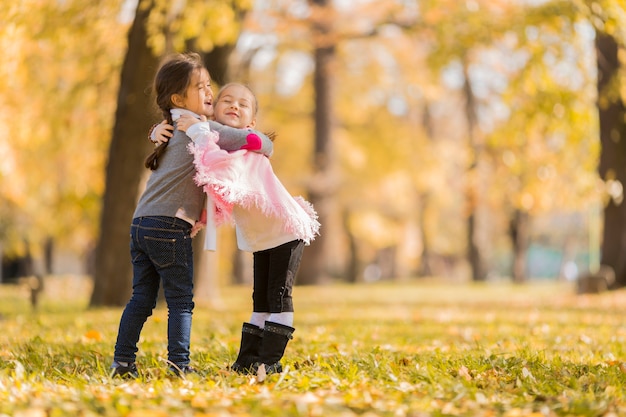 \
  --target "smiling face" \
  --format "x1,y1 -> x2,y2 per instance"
172,67 -> 214,118
213,83 -> 257,129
